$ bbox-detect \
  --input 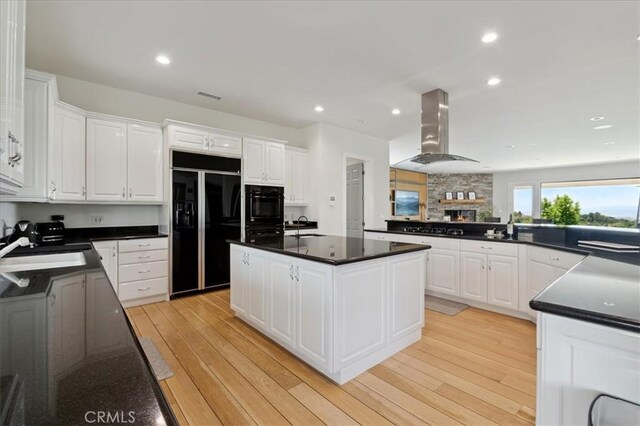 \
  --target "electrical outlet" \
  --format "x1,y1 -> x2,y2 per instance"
90,215 -> 104,225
